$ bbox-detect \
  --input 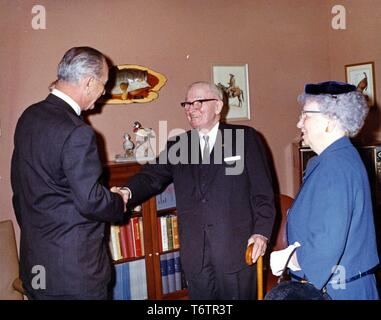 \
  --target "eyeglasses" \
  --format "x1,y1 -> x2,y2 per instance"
299,110 -> 321,120
180,98 -> 218,109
